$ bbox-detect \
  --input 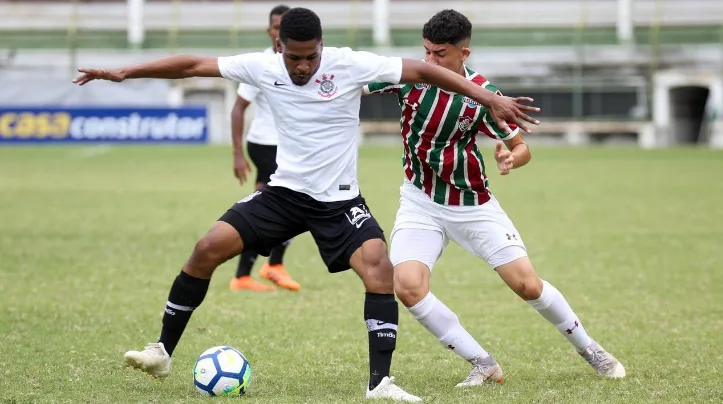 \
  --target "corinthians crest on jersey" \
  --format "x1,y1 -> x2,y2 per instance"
316,74 -> 338,98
